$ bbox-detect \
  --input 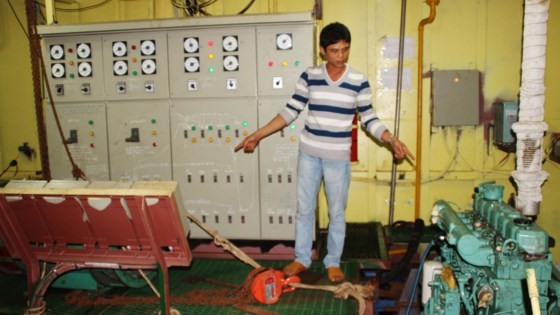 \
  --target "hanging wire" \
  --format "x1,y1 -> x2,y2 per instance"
7,0 -> 29,37
170,0 -> 254,16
